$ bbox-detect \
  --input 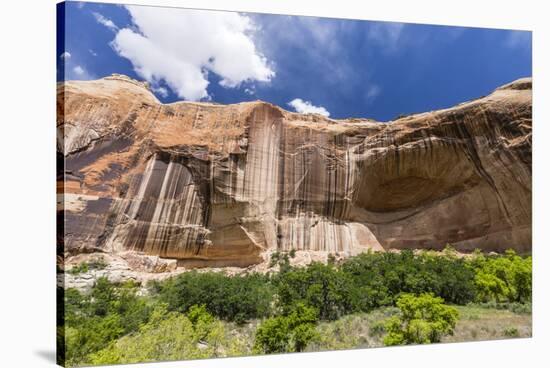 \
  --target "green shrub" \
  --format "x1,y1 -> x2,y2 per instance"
383,293 -> 459,346
68,257 -> 108,275
60,249 -> 531,365
269,251 -> 291,272
503,327 -> 520,337
90,306 -> 245,365
341,249 -> 476,309
469,250 -> 532,303
187,305 -> 215,339
269,251 -> 281,268
68,263 -> 89,275
474,301 -> 532,314
369,320 -> 386,337
254,303 -> 319,354
274,262 -> 353,320
151,271 -> 274,322
63,278 -> 154,366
